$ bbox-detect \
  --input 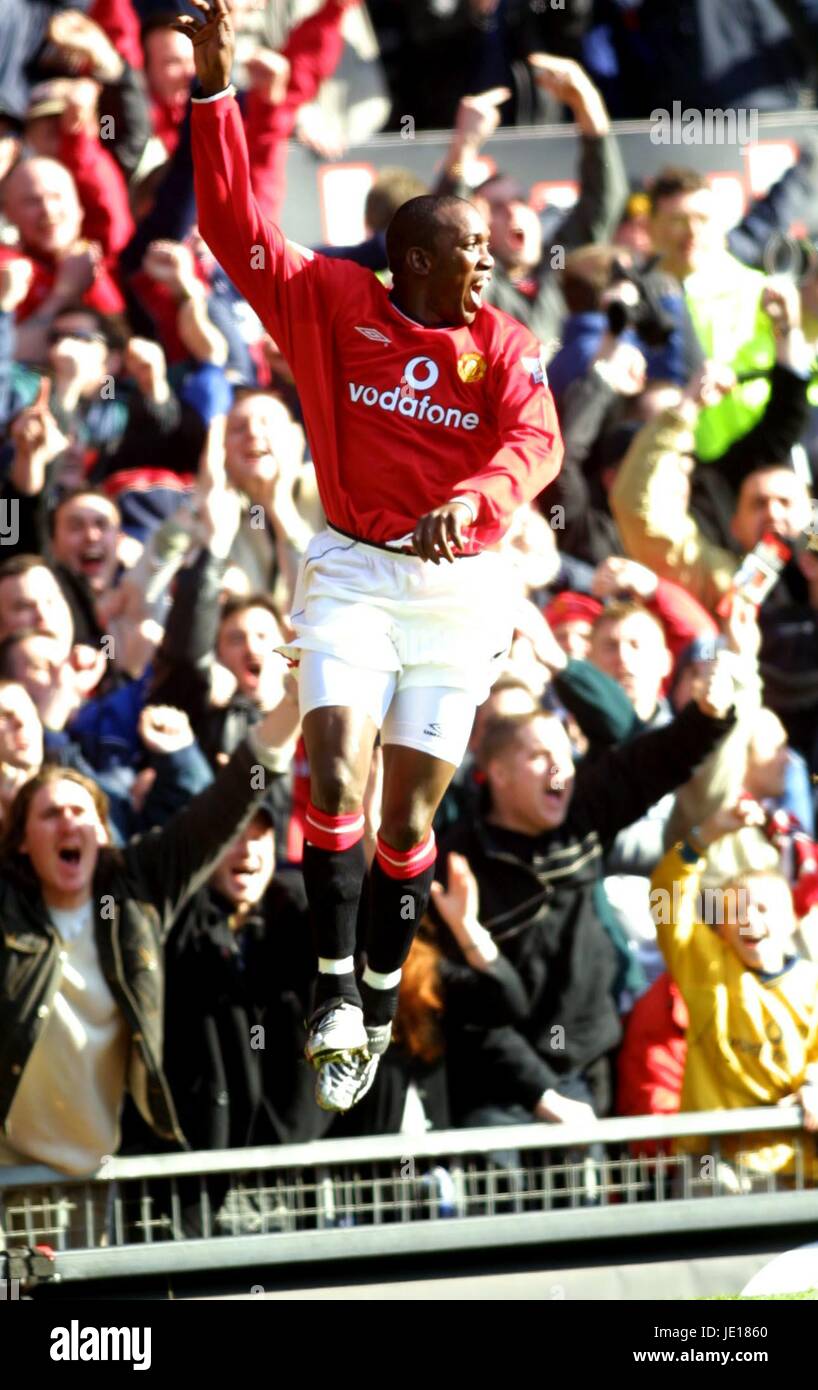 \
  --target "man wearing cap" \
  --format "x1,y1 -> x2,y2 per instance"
544,591 -> 603,663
